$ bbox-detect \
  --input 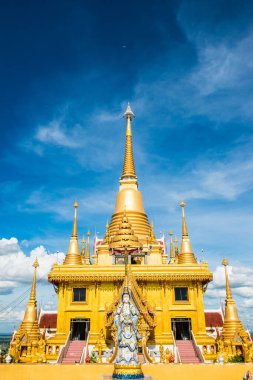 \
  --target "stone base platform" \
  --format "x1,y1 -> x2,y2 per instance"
0,363 -> 252,380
